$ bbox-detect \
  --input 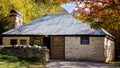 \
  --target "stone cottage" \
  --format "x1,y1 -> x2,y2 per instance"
2,13 -> 115,62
